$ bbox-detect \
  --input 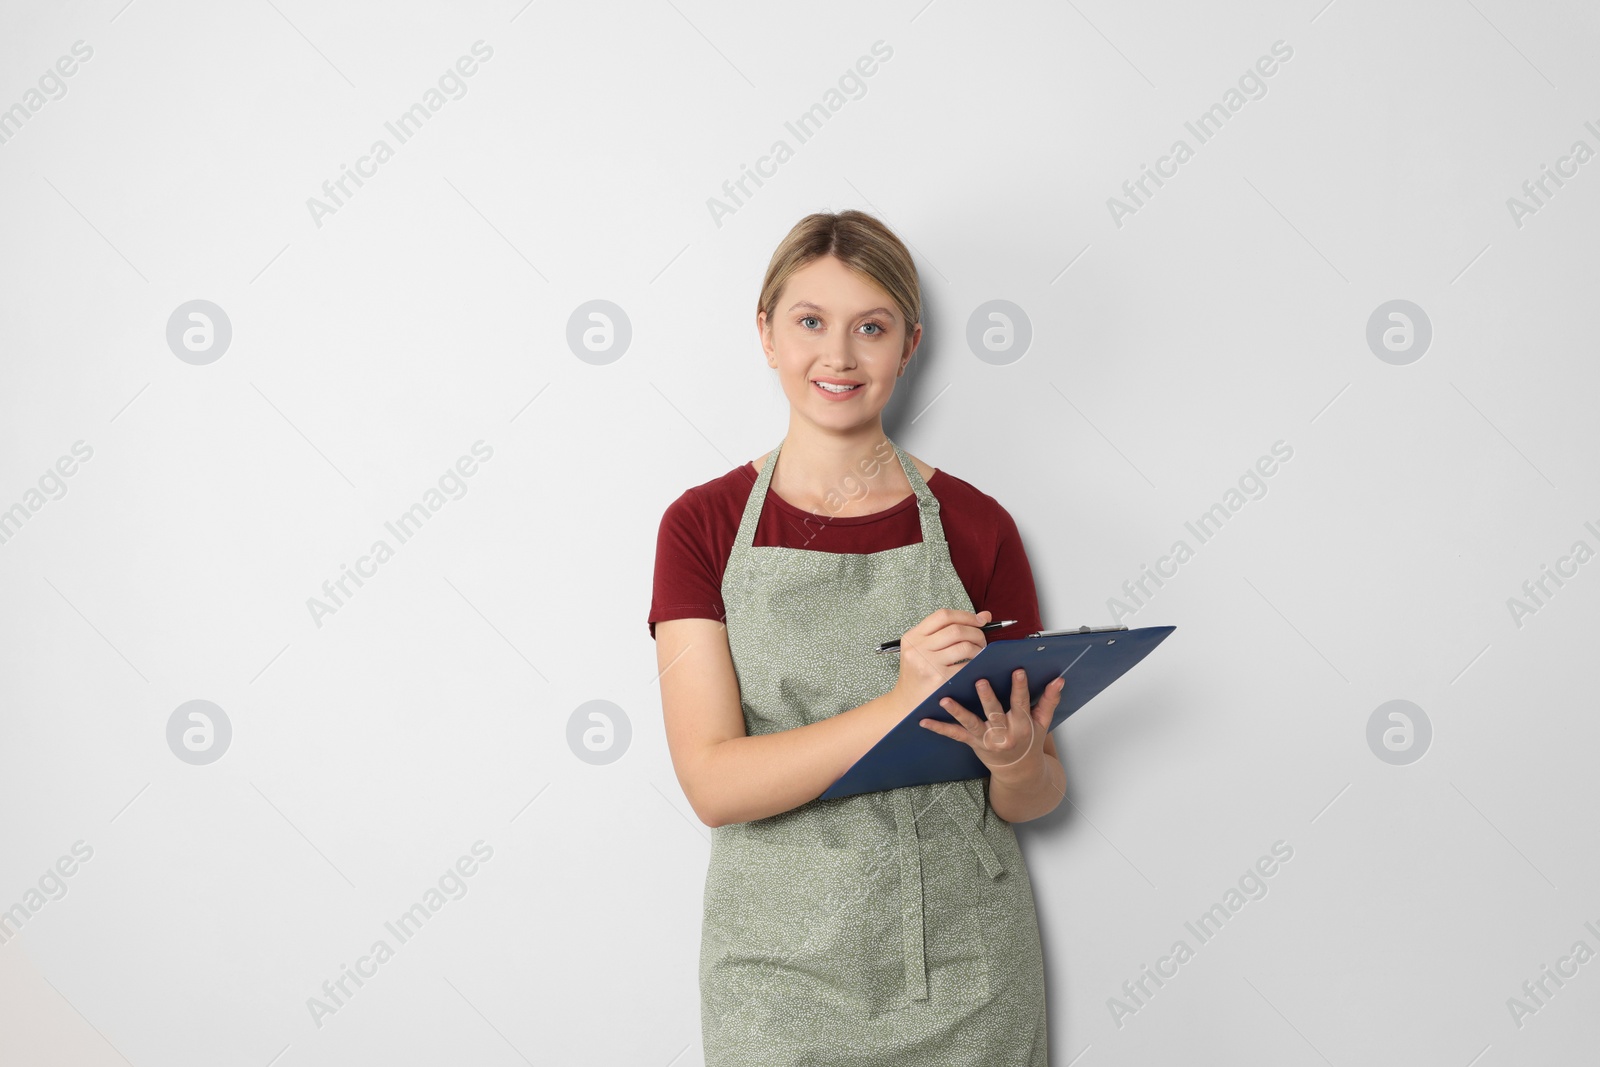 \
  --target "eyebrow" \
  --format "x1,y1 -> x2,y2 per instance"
786,300 -> 897,321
